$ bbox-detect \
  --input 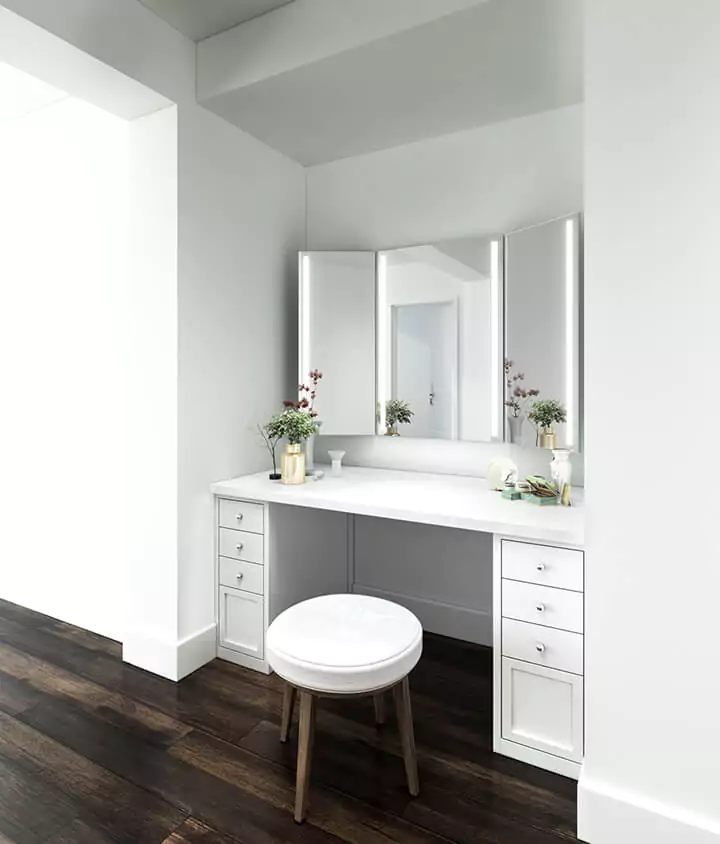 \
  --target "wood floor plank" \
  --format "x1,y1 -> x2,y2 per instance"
0,669 -> 41,716
171,729 -> 449,844
162,818 -> 239,844
20,697 -> 342,844
0,710 -> 185,844
44,818 -> 122,844
0,754 -> 77,844
0,641 -> 190,746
